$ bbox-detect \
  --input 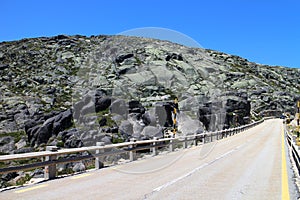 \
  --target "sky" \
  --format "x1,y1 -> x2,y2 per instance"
1,0 -> 300,68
